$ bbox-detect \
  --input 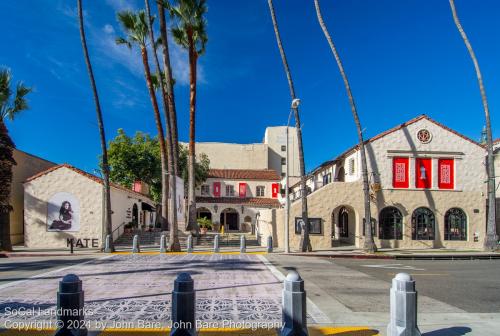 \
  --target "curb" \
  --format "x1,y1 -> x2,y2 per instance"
277,252 -> 500,260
